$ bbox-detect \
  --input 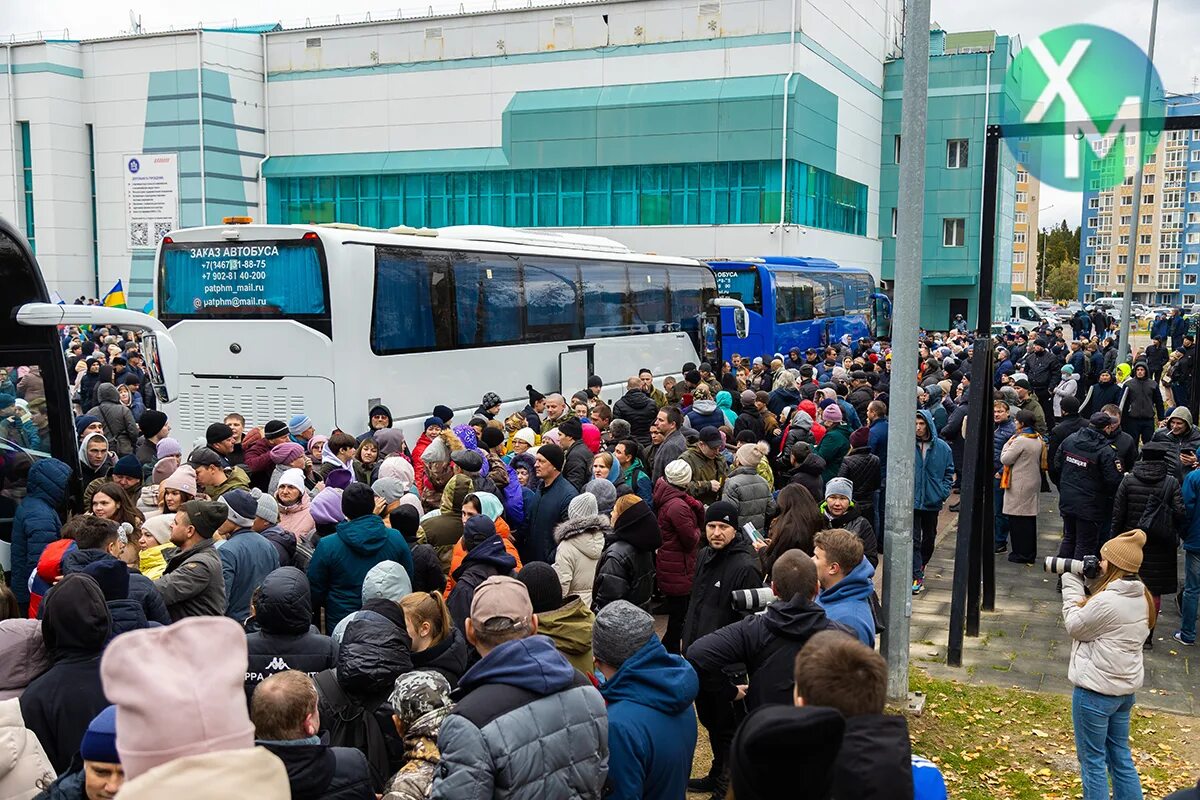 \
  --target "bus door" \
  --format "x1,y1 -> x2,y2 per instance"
872,293 -> 893,339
